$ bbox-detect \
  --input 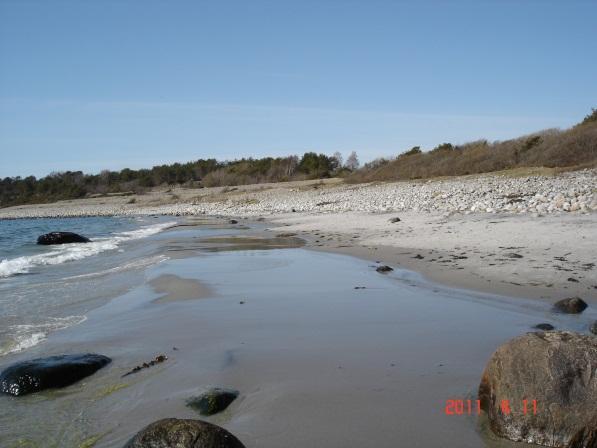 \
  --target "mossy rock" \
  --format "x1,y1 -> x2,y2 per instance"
186,388 -> 239,416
